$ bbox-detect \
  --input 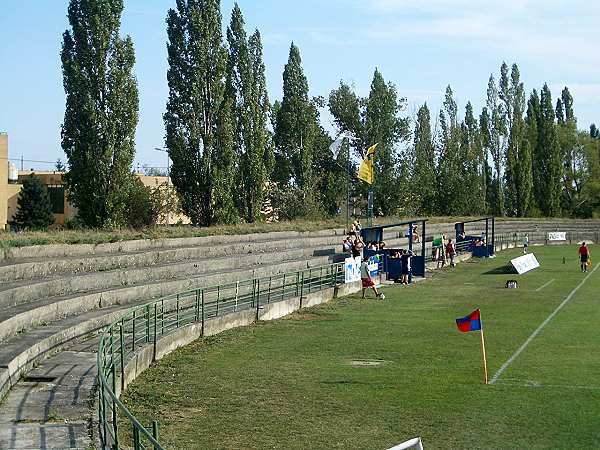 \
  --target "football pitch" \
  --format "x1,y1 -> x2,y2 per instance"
122,245 -> 600,450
